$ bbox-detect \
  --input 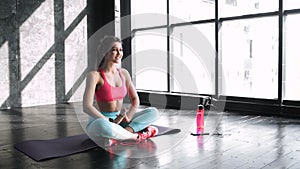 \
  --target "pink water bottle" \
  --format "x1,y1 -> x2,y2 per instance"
196,104 -> 204,129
